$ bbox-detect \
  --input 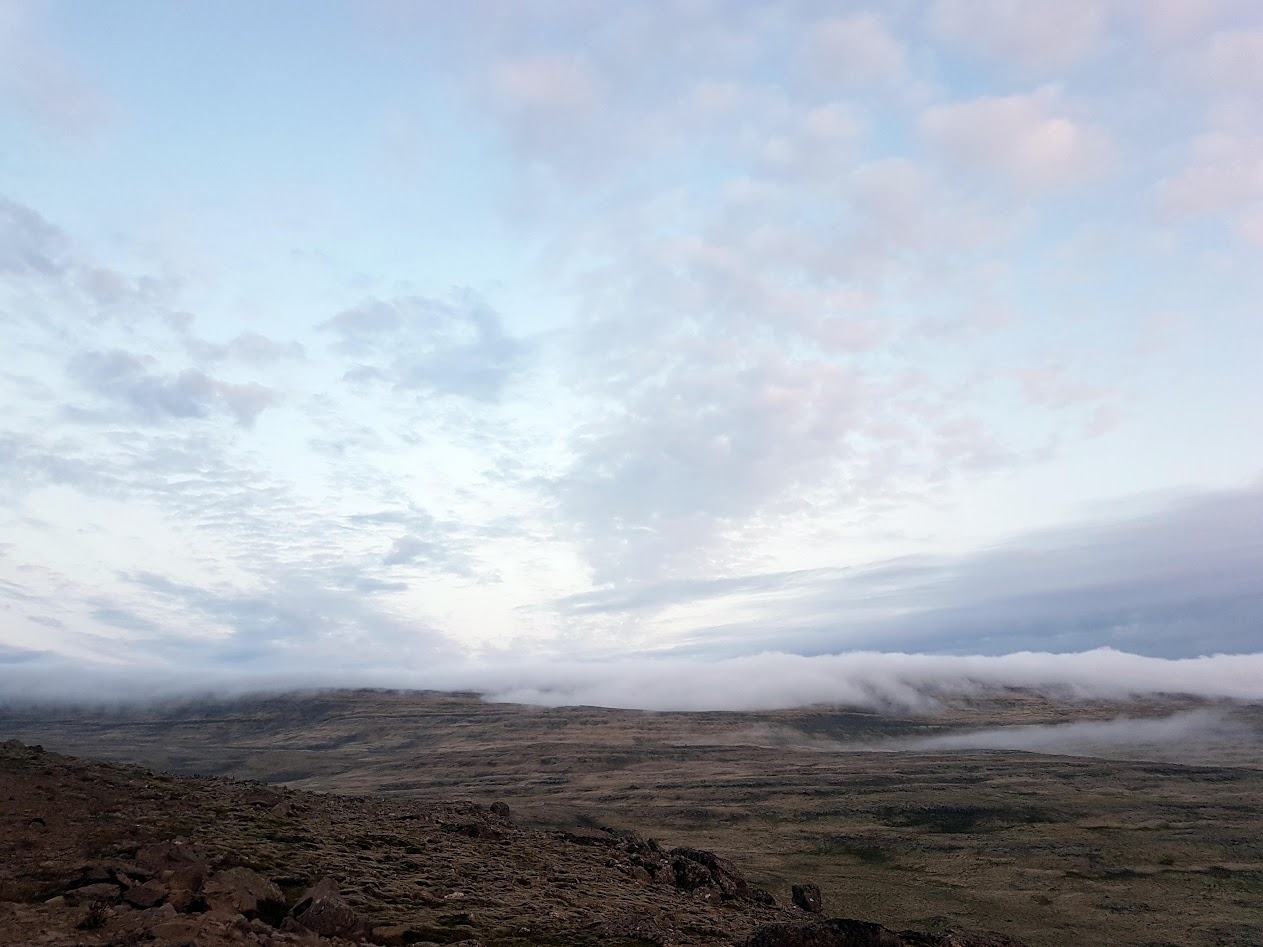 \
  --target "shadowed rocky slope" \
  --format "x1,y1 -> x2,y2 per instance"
1,740 -> 1028,947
